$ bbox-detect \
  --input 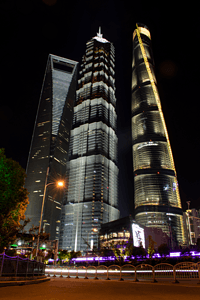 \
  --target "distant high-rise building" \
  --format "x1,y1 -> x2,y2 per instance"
59,29 -> 119,252
131,24 -> 185,246
183,208 -> 200,246
25,54 -> 78,240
